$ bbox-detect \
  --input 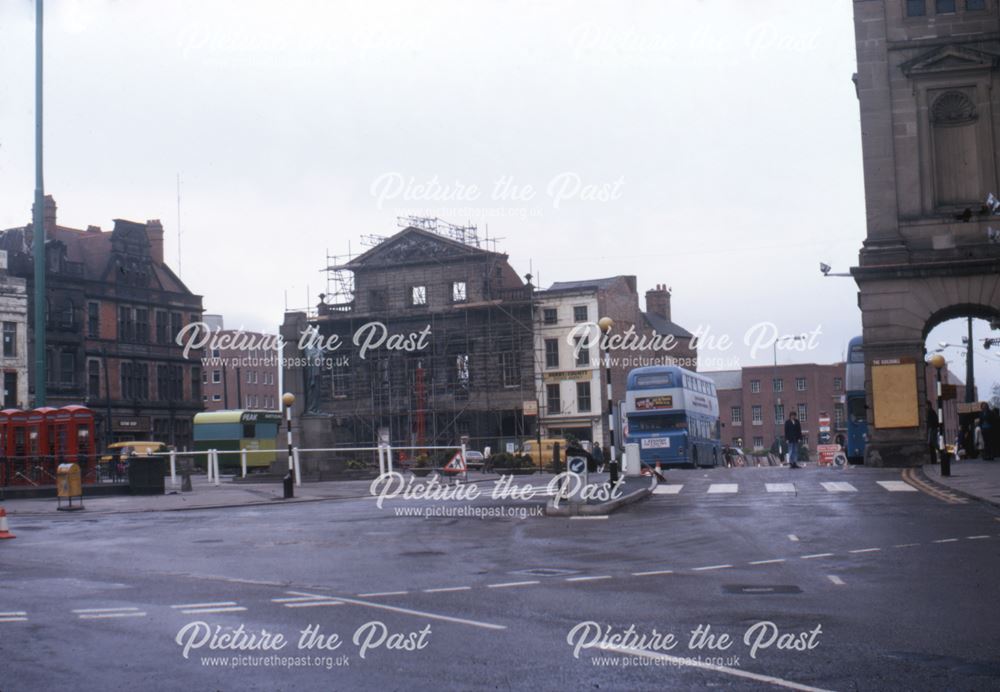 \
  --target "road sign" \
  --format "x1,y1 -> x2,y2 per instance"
568,456 -> 587,474
817,444 -> 840,466
523,400 -> 538,416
